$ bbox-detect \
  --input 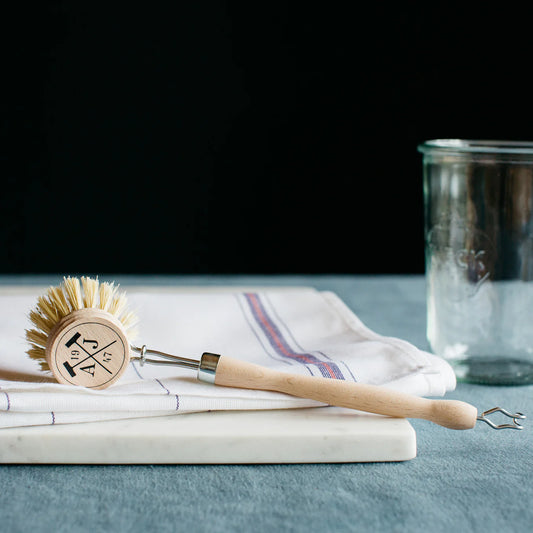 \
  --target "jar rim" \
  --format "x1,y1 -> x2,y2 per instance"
417,139 -> 533,155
